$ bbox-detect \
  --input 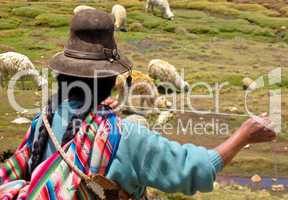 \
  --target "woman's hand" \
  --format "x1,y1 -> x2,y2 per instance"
215,113 -> 277,166
101,97 -> 119,109
237,113 -> 277,145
